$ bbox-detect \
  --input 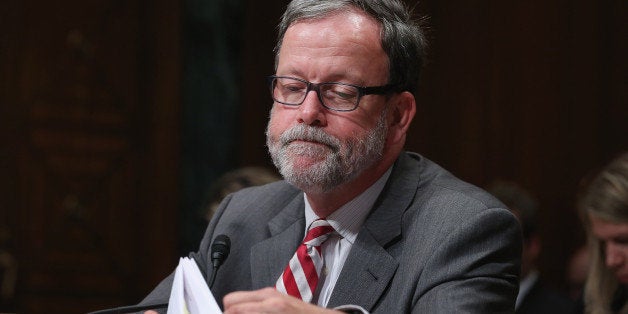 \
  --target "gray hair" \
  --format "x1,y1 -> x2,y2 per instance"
274,0 -> 427,95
